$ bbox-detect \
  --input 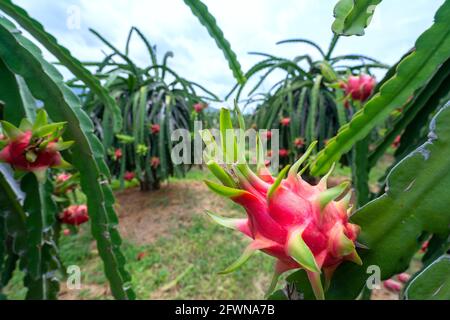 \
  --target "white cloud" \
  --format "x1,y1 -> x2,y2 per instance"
12,0 -> 444,108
